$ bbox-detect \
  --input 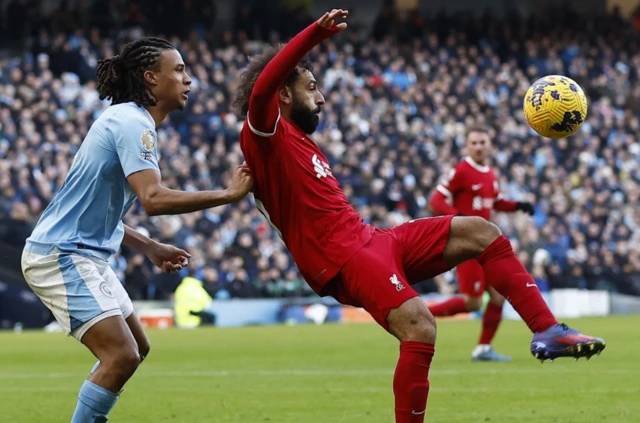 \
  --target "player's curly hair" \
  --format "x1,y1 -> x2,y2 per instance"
96,37 -> 175,107
233,43 -> 313,117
